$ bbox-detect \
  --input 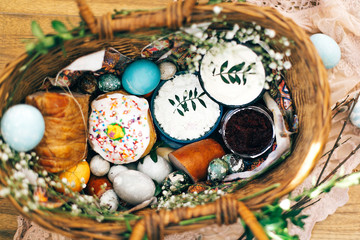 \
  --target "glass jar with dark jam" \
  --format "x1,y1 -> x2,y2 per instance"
221,106 -> 275,158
